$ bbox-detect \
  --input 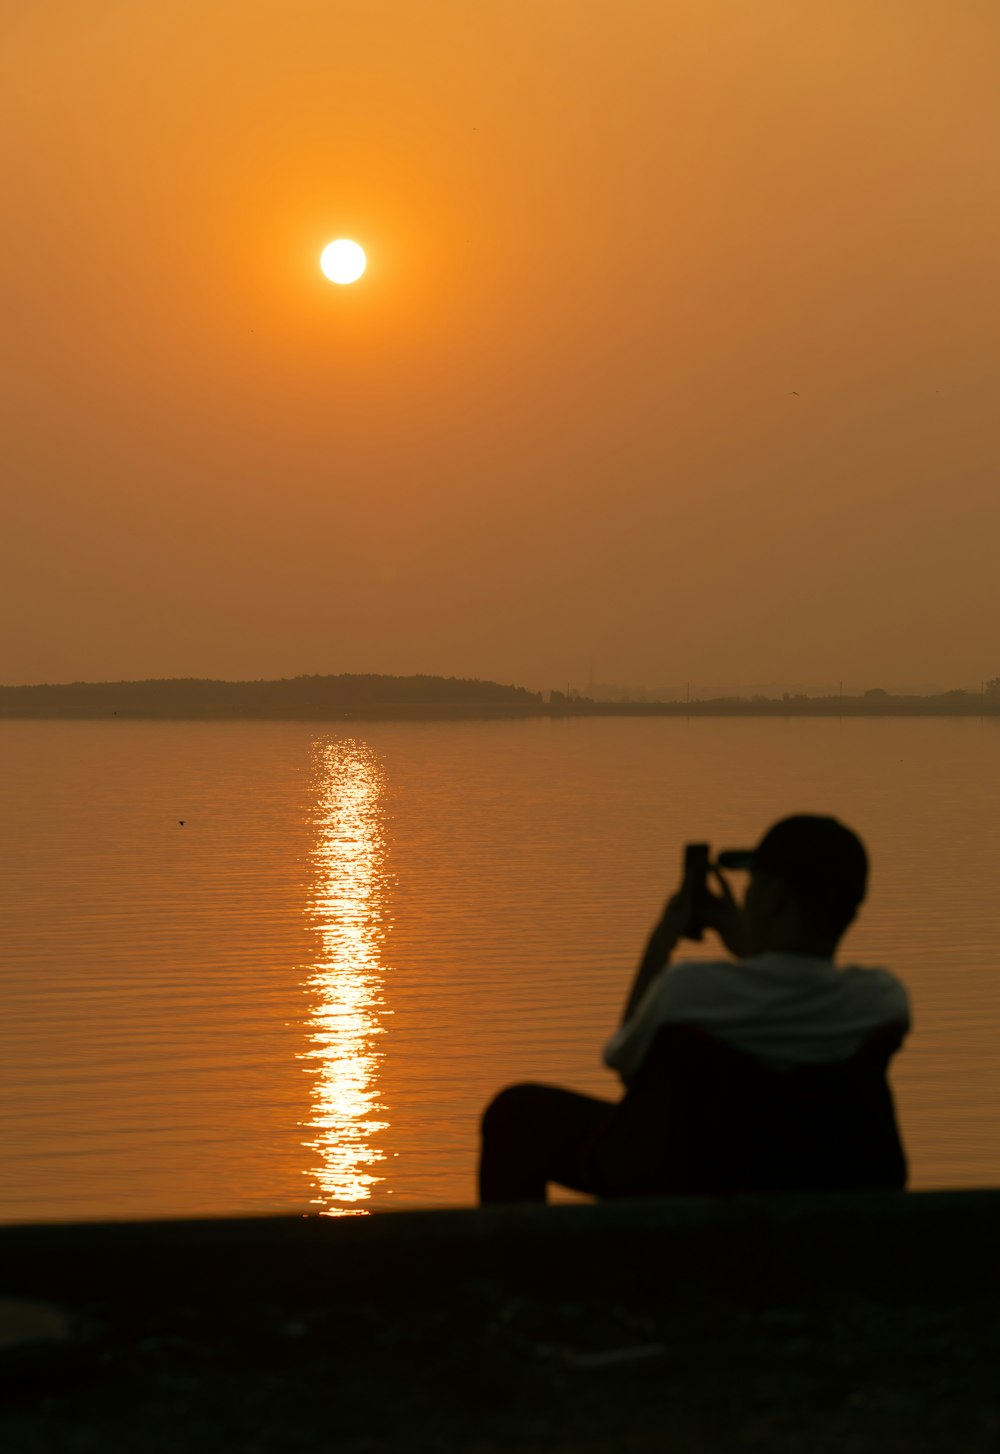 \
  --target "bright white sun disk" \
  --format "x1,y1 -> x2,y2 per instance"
321,239 -> 366,285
